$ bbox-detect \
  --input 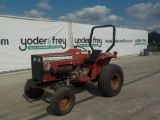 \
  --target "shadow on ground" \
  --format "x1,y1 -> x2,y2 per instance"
23,70 -> 160,119
23,82 -> 100,118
